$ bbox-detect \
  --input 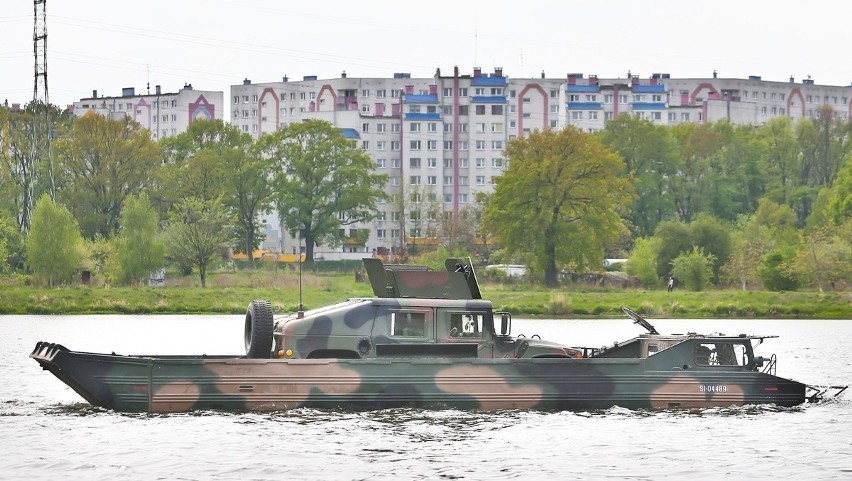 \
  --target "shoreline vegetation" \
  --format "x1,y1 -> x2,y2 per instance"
1,270 -> 849,319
